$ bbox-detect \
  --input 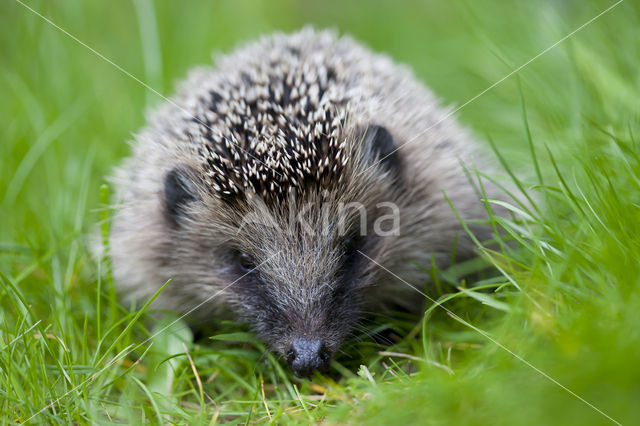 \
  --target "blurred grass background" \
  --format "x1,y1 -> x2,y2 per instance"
1,0 -> 639,424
